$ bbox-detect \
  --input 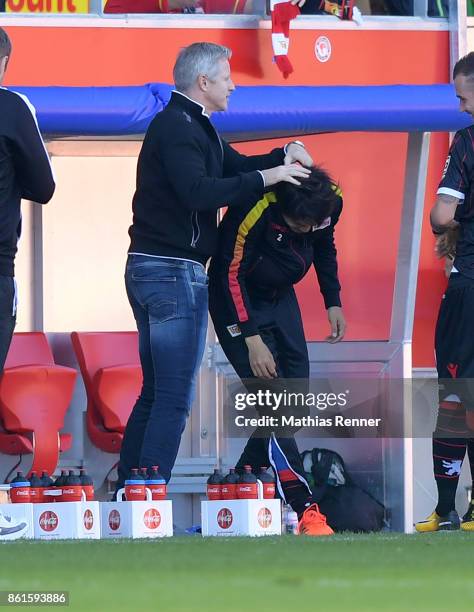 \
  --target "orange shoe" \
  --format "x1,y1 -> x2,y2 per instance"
297,504 -> 334,536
